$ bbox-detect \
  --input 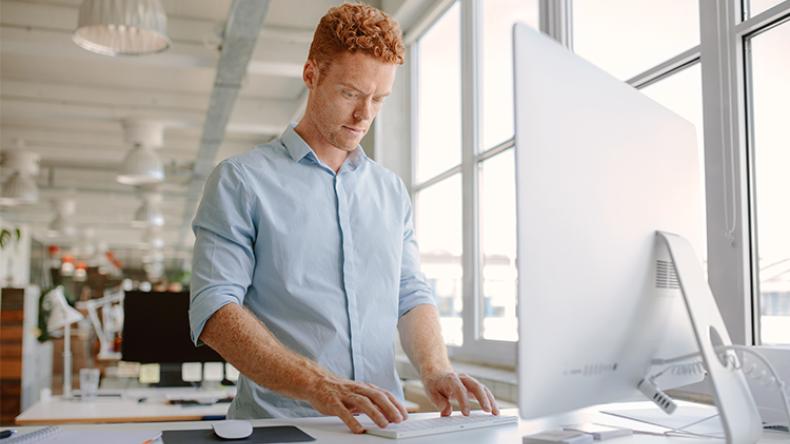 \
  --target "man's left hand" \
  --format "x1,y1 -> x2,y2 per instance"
421,371 -> 500,416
